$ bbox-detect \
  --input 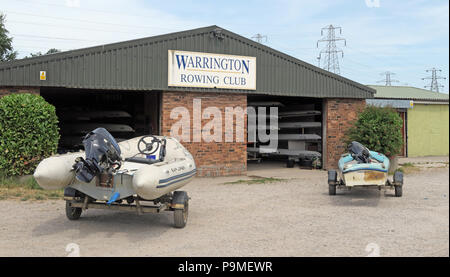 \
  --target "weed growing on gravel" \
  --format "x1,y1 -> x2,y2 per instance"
397,163 -> 420,174
399,162 -> 414,167
223,176 -> 286,185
